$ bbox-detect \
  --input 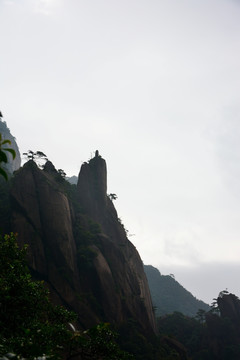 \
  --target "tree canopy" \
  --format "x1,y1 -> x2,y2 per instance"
0,233 -> 76,359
